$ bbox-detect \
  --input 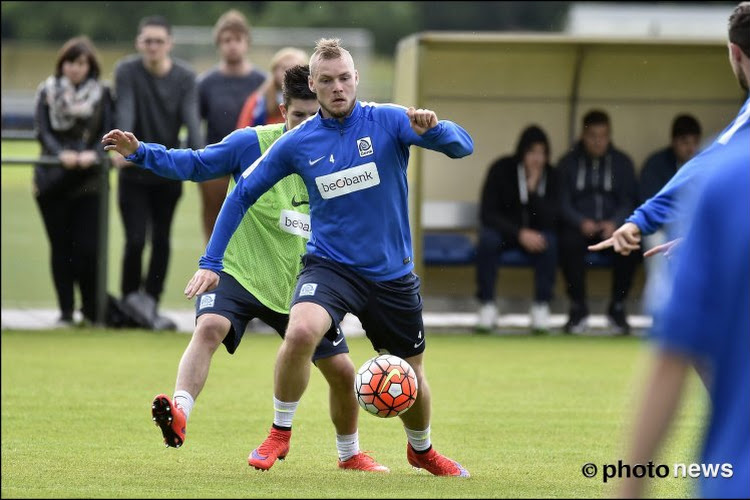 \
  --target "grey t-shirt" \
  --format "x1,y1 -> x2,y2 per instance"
113,55 -> 203,184
197,67 -> 266,144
